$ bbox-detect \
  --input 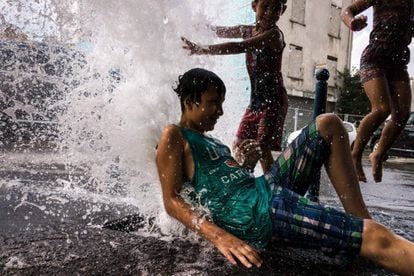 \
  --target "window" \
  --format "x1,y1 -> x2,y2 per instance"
291,0 -> 306,25
288,45 -> 303,80
329,4 -> 341,38
326,56 -> 338,87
